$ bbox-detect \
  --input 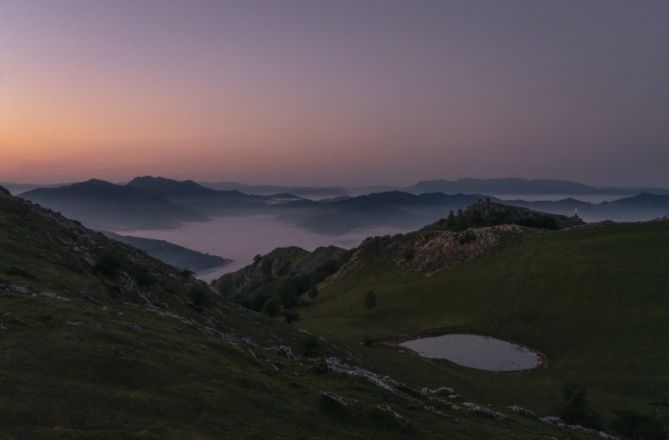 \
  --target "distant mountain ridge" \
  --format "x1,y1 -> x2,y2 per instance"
127,176 -> 271,215
507,192 -> 669,222
17,176 -> 669,233
278,192 -> 492,234
402,178 -> 669,196
19,177 -> 290,230
199,180 -> 348,197
21,179 -> 207,230
199,177 -> 669,197
7,176 -> 669,198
